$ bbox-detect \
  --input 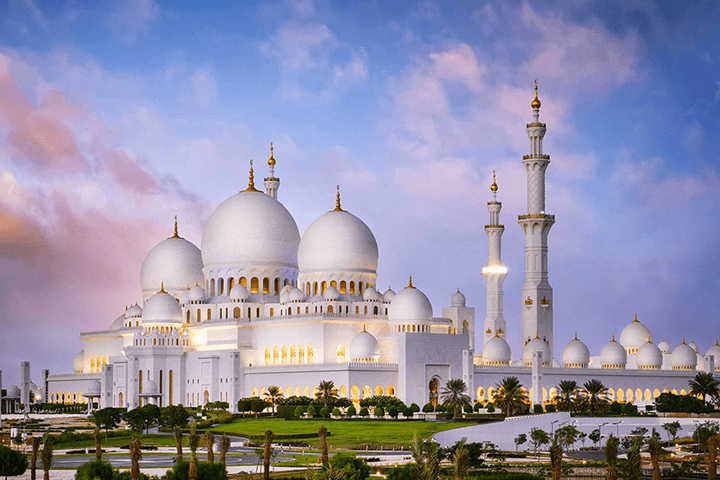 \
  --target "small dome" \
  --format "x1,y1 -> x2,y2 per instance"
324,286 -> 340,301
482,336 -> 511,366
126,304 -> 143,318
229,283 -> 249,301
671,340 -> 697,371
451,289 -> 466,307
349,328 -> 380,362
689,340 -> 698,353
280,284 -> 293,295
179,289 -> 190,305
289,288 -> 305,302
110,315 -> 125,331
600,336 -> 627,369
522,336 -> 551,366
706,341 -> 720,371
658,339 -> 671,353
619,314 -> 652,354
188,286 -> 207,303
383,287 -> 396,303
86,380 -> 101,396
144,380 -> 159,395
562,335 -> 590,368
142,292 -> 183,324
6,385 -> 20,398
637,340 -> 663,370
140,234 -> 203,299
363,287 -> 381,302
73,350 -> 85,374
389,281 -> 433,324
